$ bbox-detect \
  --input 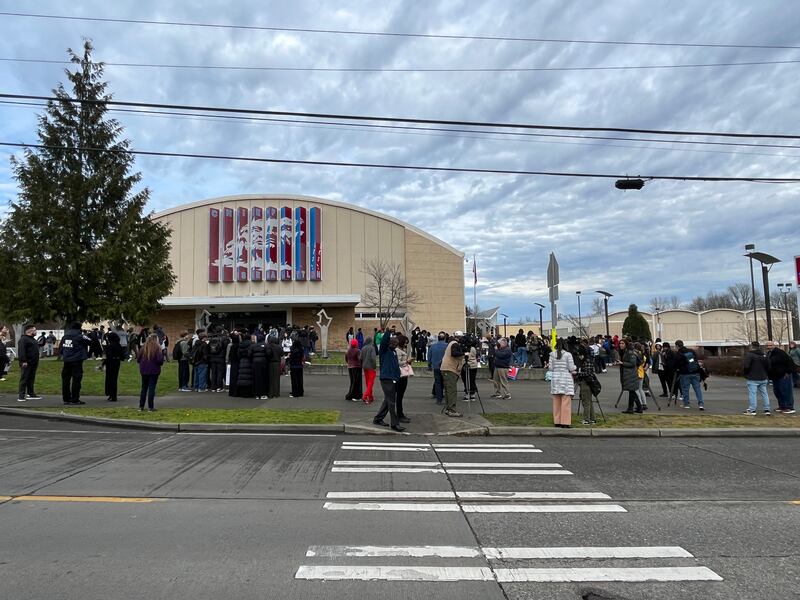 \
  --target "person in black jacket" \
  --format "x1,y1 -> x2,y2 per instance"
0,327 -> 9,381
208,328 -> 227,392
17,324 -> 41,401
742,341 -> 771,415
227,331 -> 240,397
104,331 -> 124,402
288,340 -> 305,397
60,323 -> 91,405
765,341 -> 796,413
250,337 -> 269,399
237,336 -> 254,397
267,336 -> 282,398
